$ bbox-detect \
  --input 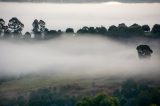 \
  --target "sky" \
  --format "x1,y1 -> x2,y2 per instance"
0,2 -> 160,33
0,0 -> 160,3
